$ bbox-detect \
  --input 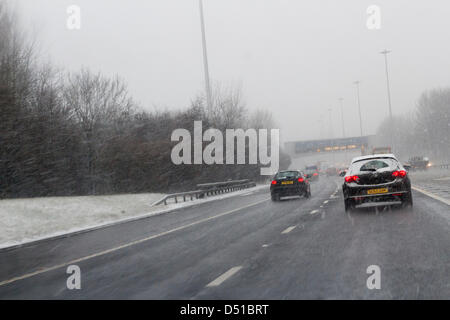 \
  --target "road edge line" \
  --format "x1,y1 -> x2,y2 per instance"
412,186 -> 450,206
